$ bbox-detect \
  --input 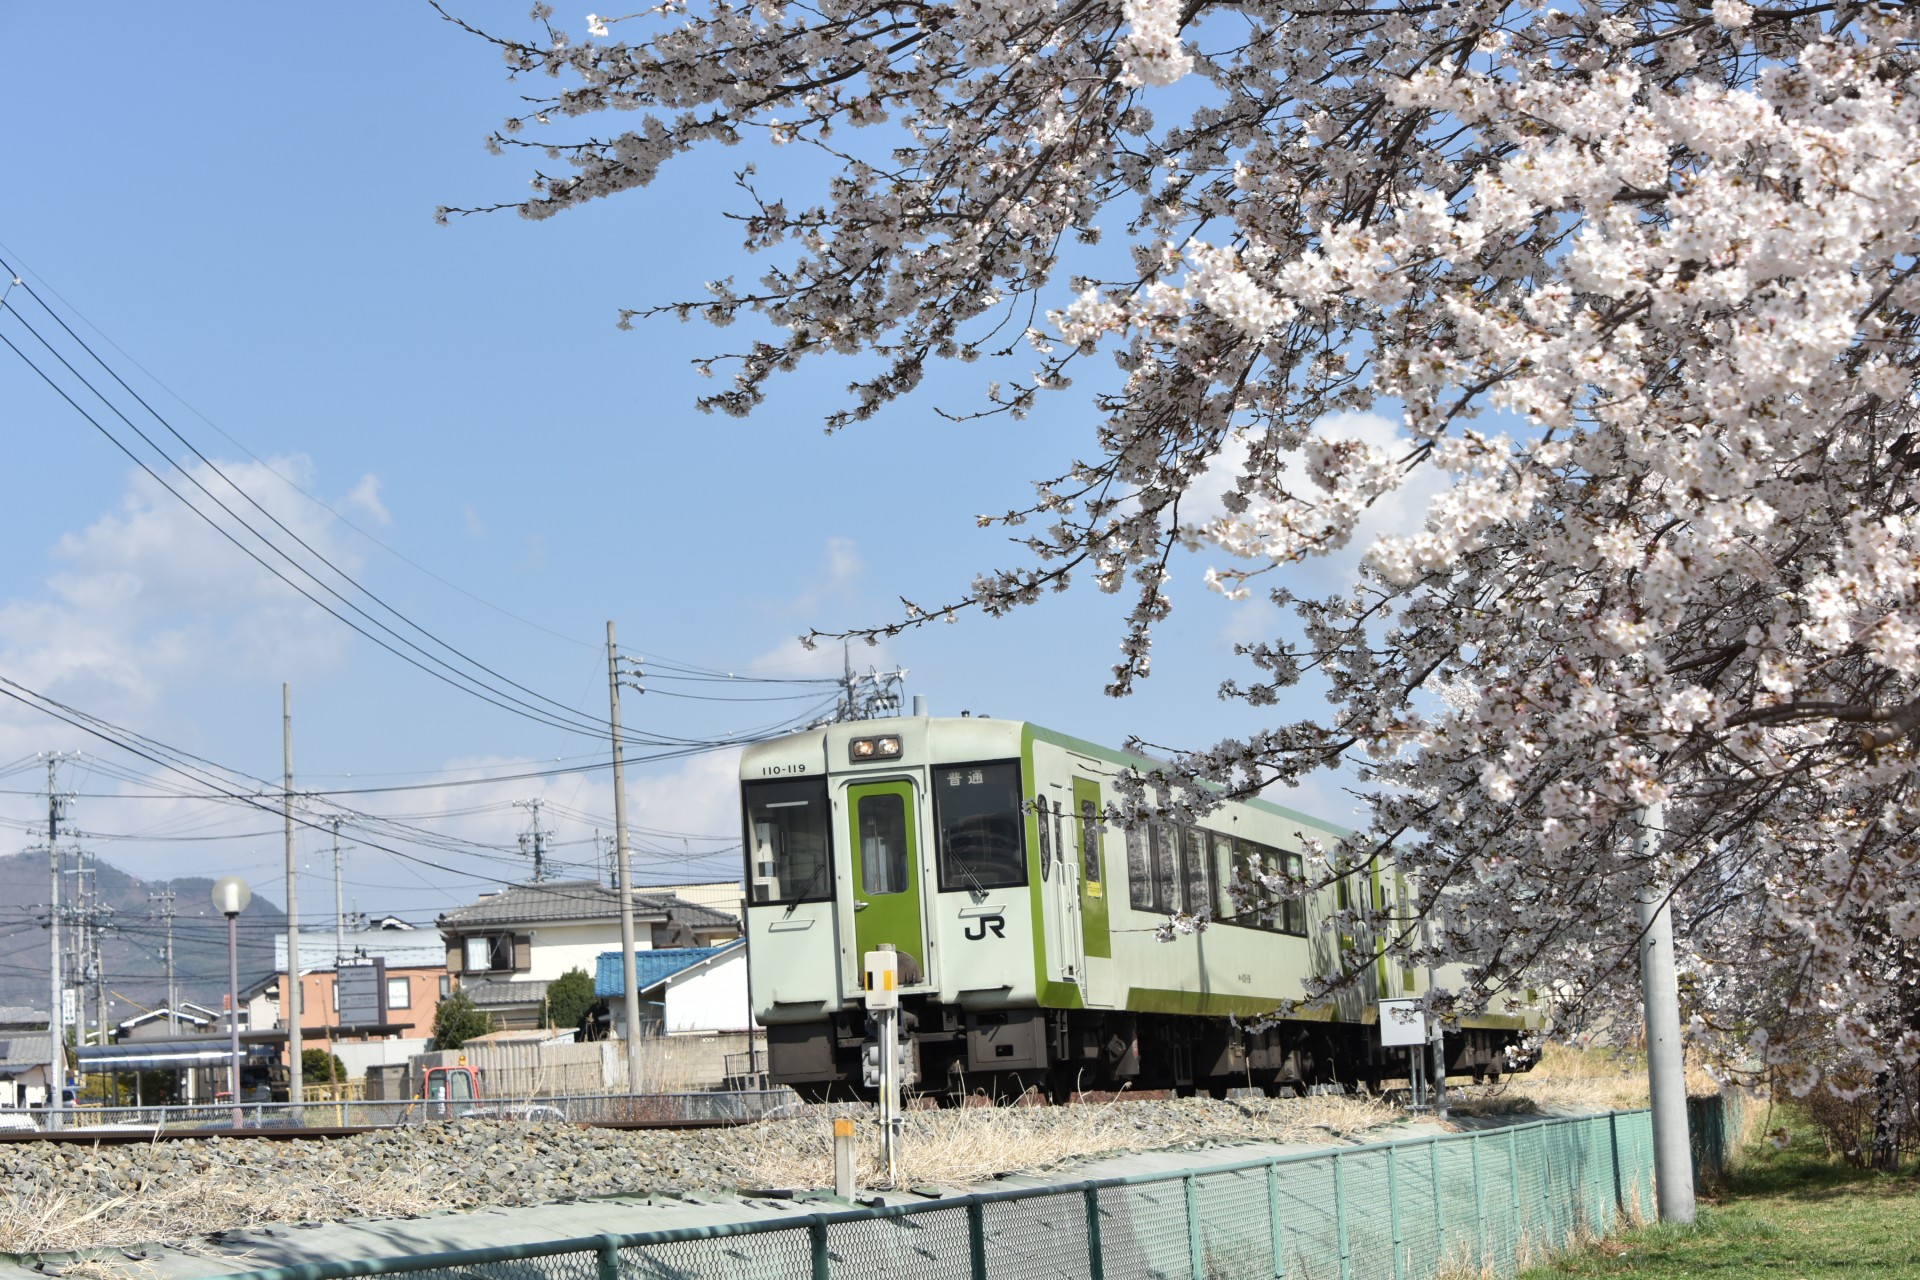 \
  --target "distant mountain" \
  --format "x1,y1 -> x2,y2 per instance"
0,851 -> 286,1031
